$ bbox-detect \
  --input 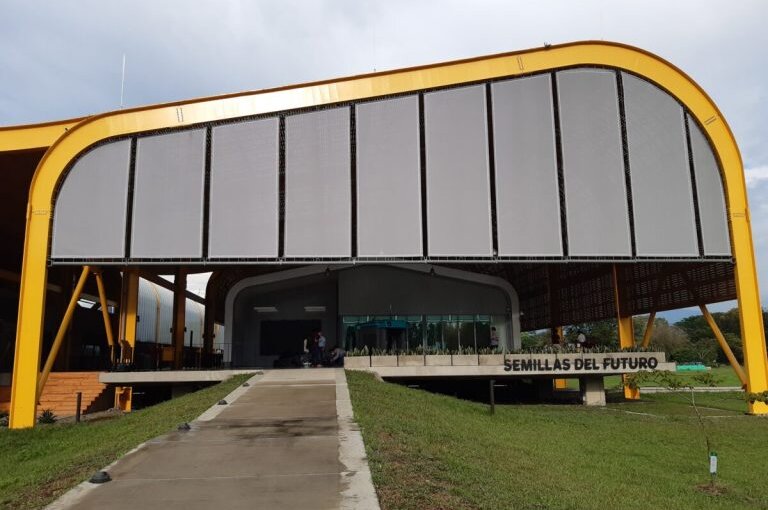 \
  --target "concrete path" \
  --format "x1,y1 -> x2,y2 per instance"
48,369 -> 379,510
